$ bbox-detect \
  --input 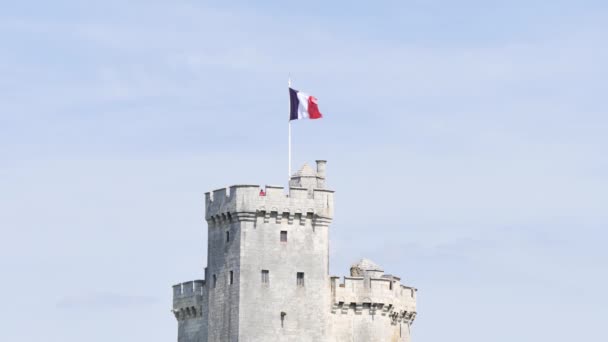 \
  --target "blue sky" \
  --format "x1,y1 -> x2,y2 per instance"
1,1 -> 607,341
